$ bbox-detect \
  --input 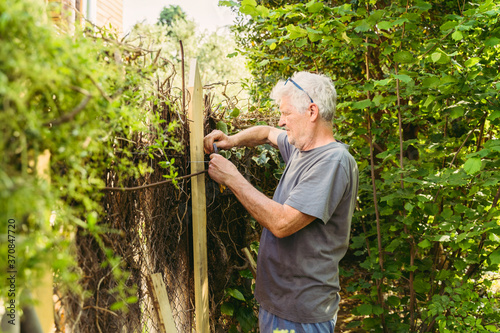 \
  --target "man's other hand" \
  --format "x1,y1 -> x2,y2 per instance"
204,130 -> 233,154
208,153 -> 239,187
